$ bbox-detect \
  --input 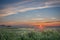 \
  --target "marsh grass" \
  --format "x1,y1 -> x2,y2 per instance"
0,28 -> 60,40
